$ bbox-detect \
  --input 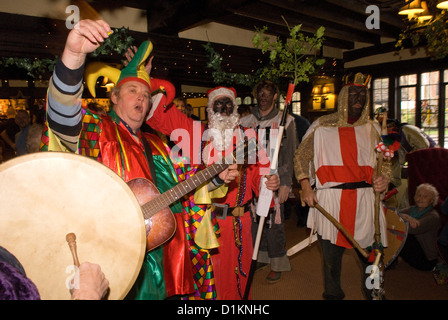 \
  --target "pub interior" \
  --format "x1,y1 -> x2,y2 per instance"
0,0 -> 447,302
